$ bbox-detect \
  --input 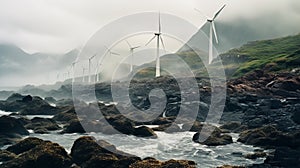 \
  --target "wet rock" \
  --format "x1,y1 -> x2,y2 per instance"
0,116 -> 29,146
133,126 -> 157,138
61,119 -> 85,133
217,165 -> 245,168
52,106 -> 78,122
129,157 -> 197,168
6,137 -> 45,155
237,125 -> 300,148
193,125 -> 233,146
25,117 -> 60,133
244,152 -> 267,160
291,104 -> 300,124
71,136 -> 141,167
0,150 -> 16,162
152,123 -> 182,133
220,122 -> 247,133
263,147 -> 300,168
2,137 -> 72,168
